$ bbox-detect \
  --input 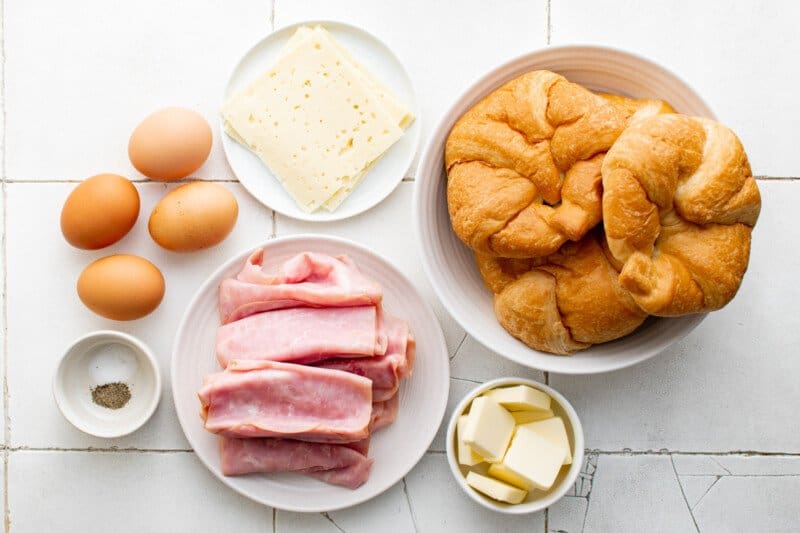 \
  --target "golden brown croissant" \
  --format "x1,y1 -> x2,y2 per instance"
445,70 -> 672,259
476,232 -> 648,354
602,114 -> 761,316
